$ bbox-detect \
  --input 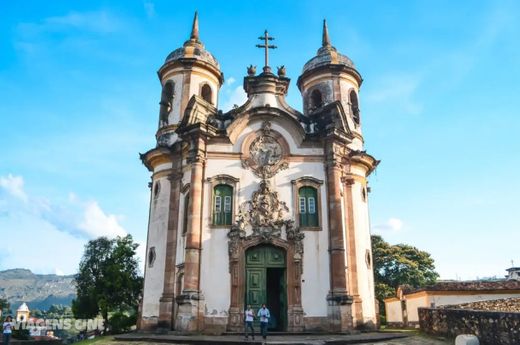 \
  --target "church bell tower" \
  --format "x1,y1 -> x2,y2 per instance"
156,12 -> 224,147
